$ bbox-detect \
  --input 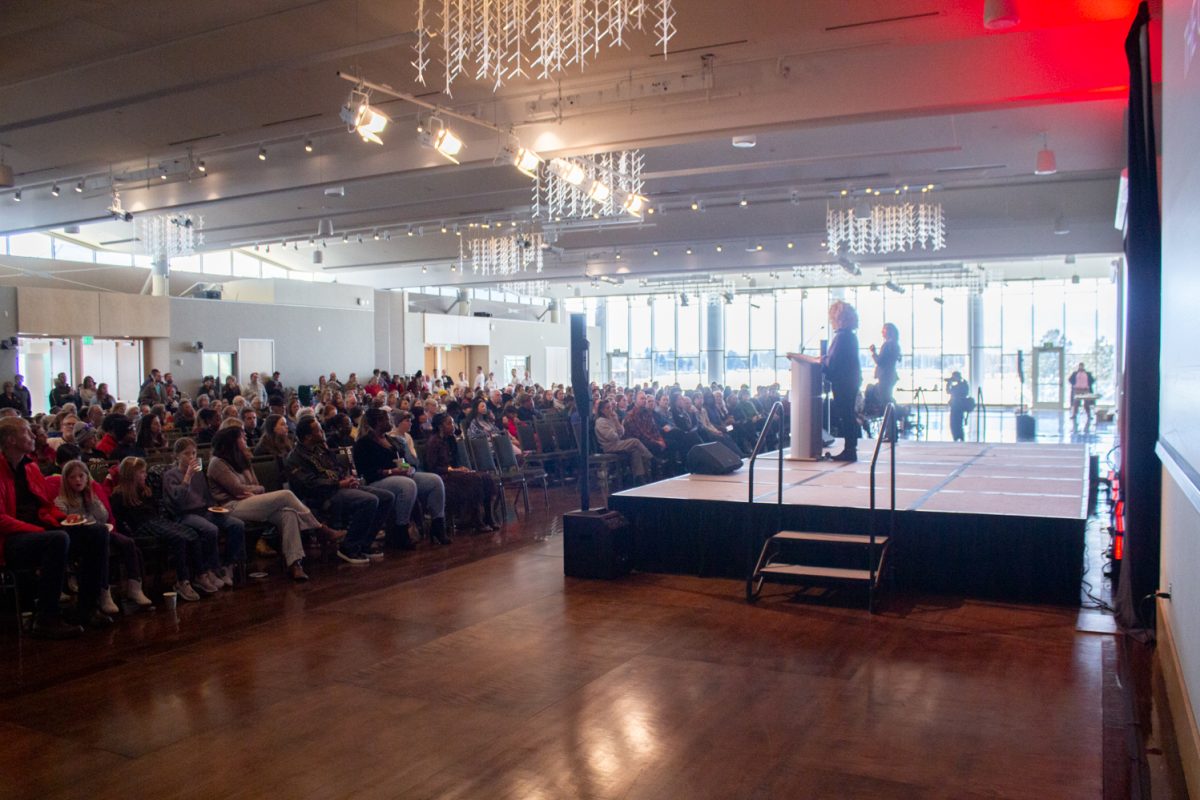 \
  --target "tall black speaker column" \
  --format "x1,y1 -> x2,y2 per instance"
570,313 -> 590,512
